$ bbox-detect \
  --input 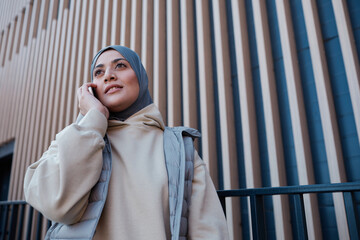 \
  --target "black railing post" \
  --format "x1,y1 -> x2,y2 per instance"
250,195 -> 266,240
26,206 -> 34,240
9,204 -> 19,240
291,194 -> 308,240
35,211 -> 43,240
0,205 -> 9,240
17,204 -> 25,240
343,192 -> 360,240
47,219 -> 52,230
219,196 -> 226,217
